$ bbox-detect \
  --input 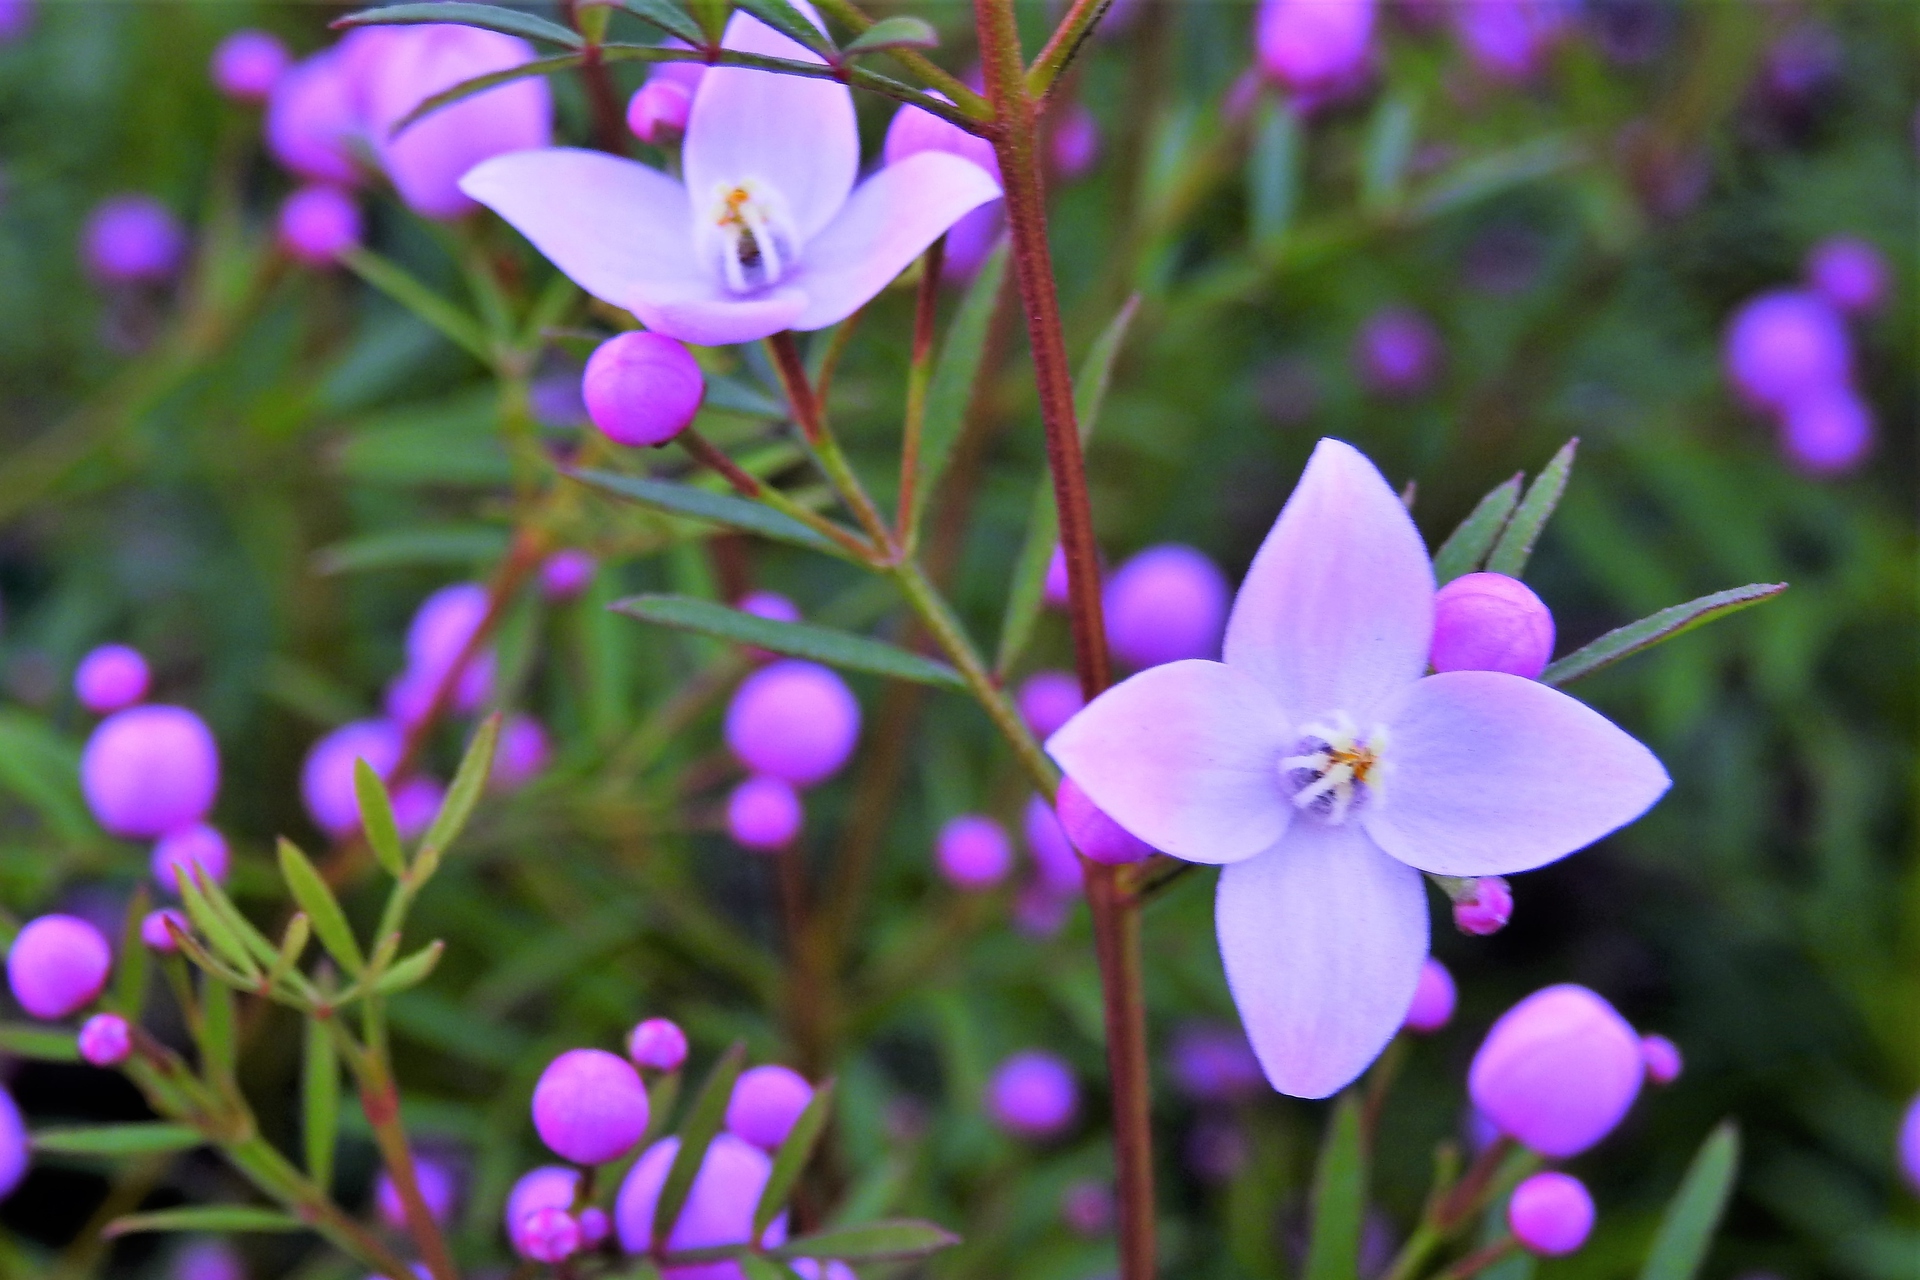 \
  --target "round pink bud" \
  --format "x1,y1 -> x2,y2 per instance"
726,1064 -> 814,1151
407,582 -> 494,712
1051,103 -> 1100,180
376,1153 -> 457,1228
540,549 -> 597,600
7,914 -> 111,1020
150,823 -> 230,894
266,50 -> 362,186
1805,235 -> 1889,316
140,908 -> 188,953
583,331 -> 705,448
1640,1033 -> 1683,1085
1042,545 -> 1071,609
1779,383 -> 1874,476
81,705 -> 219,839
1023,793 -> 1082,895
505,1165 -> 583,1258
1355,306 -> 1443,398
178,1241 -> 249,1280
521,1206 -> 581,1263
724,661 -> 860,787
627,1017 -> 688,1072
1055,776 -> 1152,865
727,775 -> 803,852
1061,1178 -> 1114,1236
391,776 -> 445,841
1470,984 -> 1644,1158
580,1204 -> 610,1246
736,590 -> 802,662
82,195 -> 187,286
1404,957 -> 1457,1034
491,714 -> 552,792
78,1012 -> 132,1066
277,185 -> 360,266
1899,1091 -> 1920,1194
532,1048 -> 650,1166
0,1087 -> 24,1200
1723,290 -> 1851,412
74,644 -> 149,713
935,814 -> 1013,890
614,1132 -> 787,1262
987,1050 -> 1079,1139
1017,670 -> 1083,740
1103,544 -> 1230,669
1454,876 -> 1513,935
627,77 -> 693,146
1508,1171 -> 1595,1256
1430,572 -> 1555,679
1451,0 -> 1571,82
0,0 -> 31,44
884,94 -> 1000,179
300,718 -> 403,839
210,29 -> 290,103
1256,0 -> 1375,94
